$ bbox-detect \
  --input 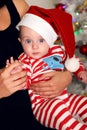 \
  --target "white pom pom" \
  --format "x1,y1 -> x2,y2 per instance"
65,57 -> 80,72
